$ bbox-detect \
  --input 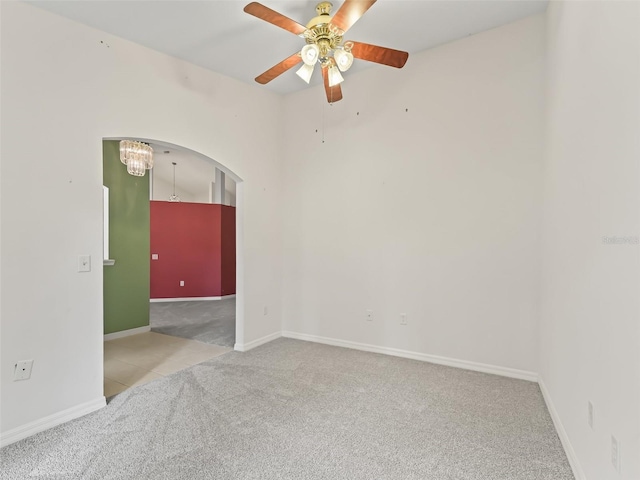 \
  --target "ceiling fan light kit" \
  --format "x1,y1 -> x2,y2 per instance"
244,0 -> 409,103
